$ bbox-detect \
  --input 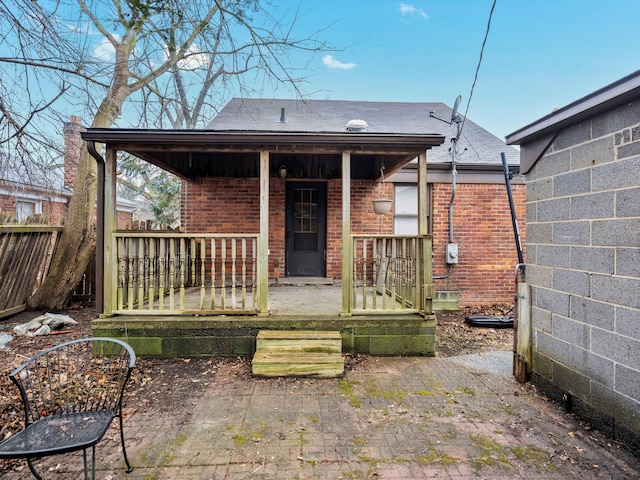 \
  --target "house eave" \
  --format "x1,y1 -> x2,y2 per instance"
390,162 -> 522,184
82,129 -> 446,180
82,129 -> 445,152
